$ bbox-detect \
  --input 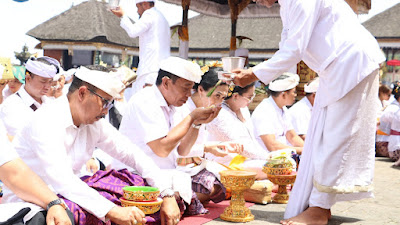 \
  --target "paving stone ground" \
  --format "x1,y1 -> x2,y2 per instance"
205,158 -> 400,225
